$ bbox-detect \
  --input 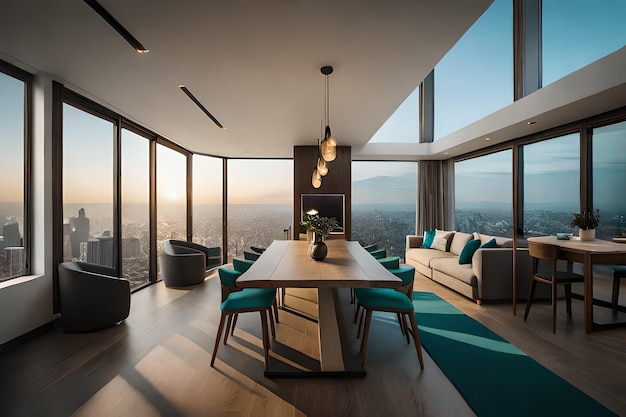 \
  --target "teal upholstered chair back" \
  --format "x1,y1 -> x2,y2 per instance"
218,266 -> 241,287
378,256 -> 400,270
233,258 -> 254,273
389,266 -> 415,287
